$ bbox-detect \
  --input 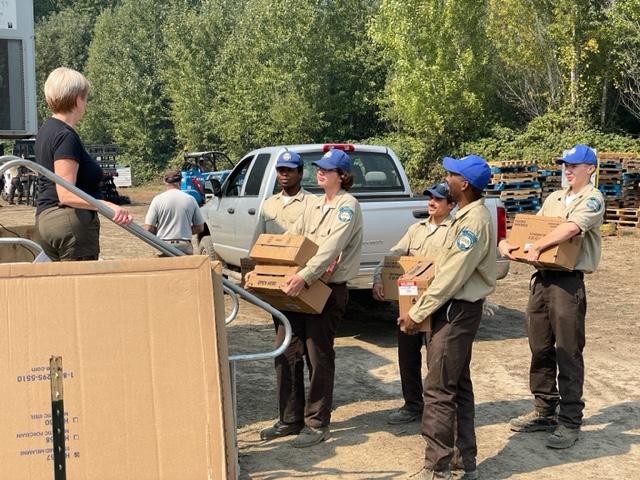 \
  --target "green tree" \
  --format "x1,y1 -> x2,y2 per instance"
314,0 -> 386,141
35,7 -> 94,122
369,0 -> 492,150
610,0 -> 640,122
162,0 -> 244,152
82,0 -> 175,182
486,0 -> 613,122
207,0 -> 326,157
34,0 -> 120,20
